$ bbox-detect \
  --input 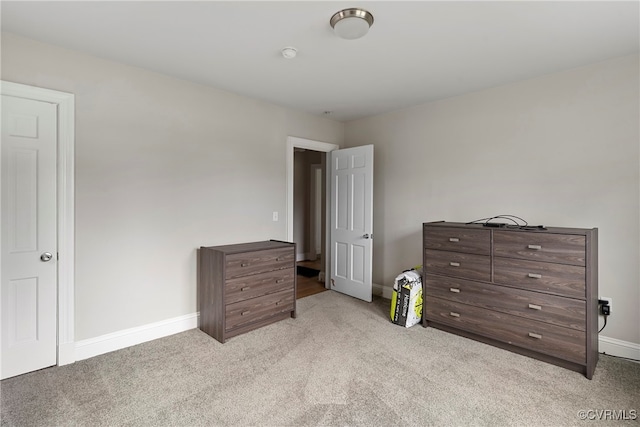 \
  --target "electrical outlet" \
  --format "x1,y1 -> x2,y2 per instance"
272,211 -> 278,222
600,297 -> 612,315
